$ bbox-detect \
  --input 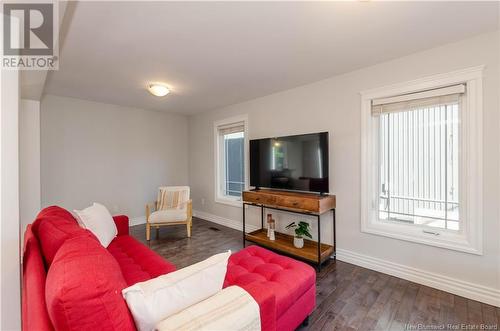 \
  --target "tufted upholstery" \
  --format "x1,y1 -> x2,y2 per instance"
107,235 -> 176,286
23,206 -> 177,331
224,245 -> 316,326
24,206 -> 316,331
